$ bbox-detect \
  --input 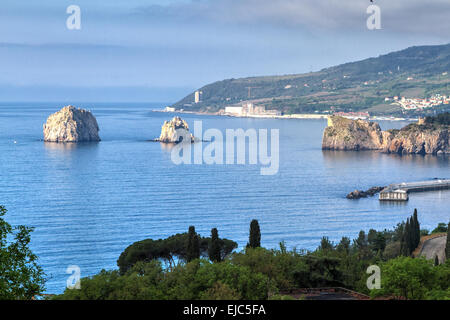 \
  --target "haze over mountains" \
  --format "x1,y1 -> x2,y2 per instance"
172,43 -> 450,116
